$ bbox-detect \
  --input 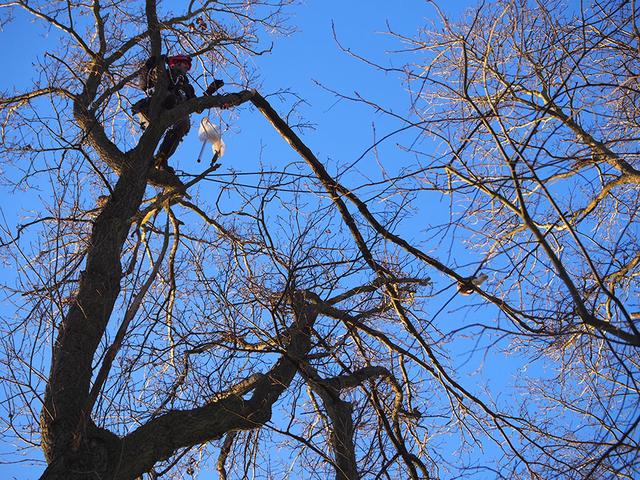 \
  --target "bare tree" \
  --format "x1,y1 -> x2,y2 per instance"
0,2 -> 434,479
3,0 -> 640,479
328,0 -> 640,477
